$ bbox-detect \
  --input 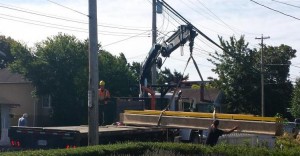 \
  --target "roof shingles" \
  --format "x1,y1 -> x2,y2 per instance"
0,68 -> 30,83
